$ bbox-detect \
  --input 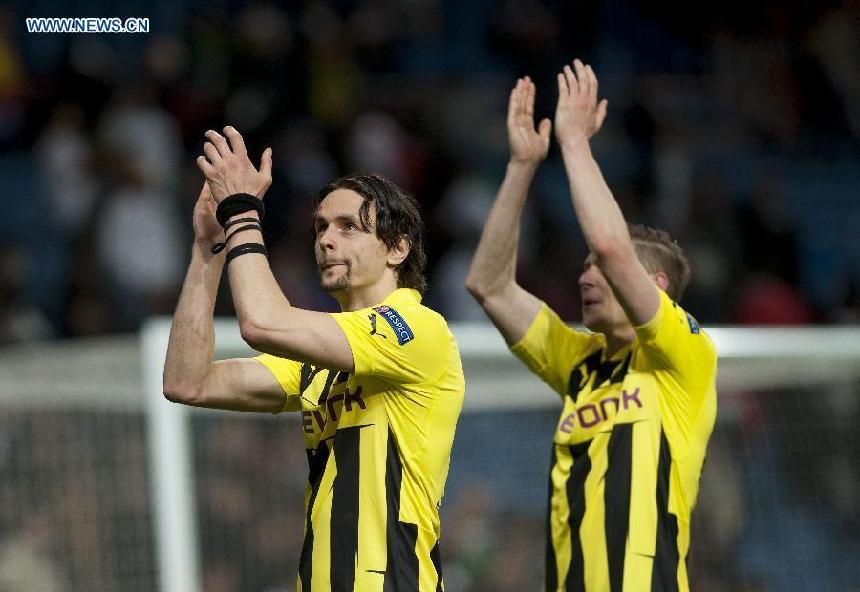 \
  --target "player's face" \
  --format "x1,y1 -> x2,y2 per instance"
314,189 -> 390,295
578,254 -> 629,333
